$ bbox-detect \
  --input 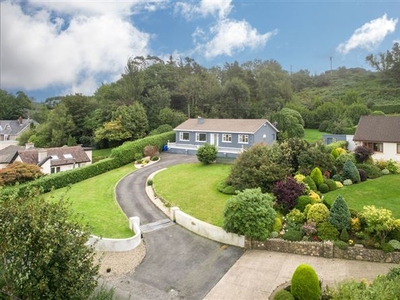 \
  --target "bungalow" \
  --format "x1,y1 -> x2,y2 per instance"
353,115 -> 400,163
0,144 -> 92,174
0,117 -> 37,150
167,117 -> 279,158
